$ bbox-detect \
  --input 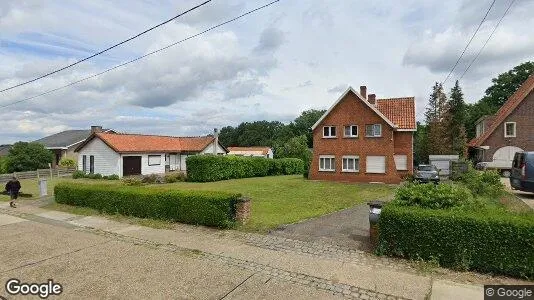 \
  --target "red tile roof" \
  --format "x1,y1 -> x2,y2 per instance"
375,97 -> 416,130
84,133 -> 216,153
469,73 -> 534,147
227,147 -> 271,155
